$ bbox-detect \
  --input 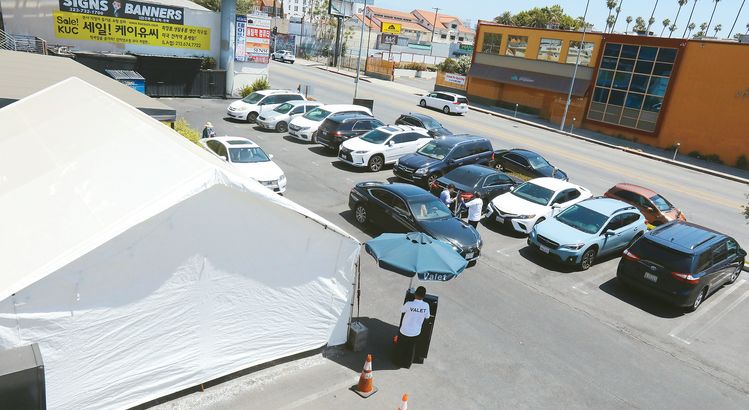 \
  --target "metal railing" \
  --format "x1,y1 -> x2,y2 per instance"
0,29 -> 48,54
